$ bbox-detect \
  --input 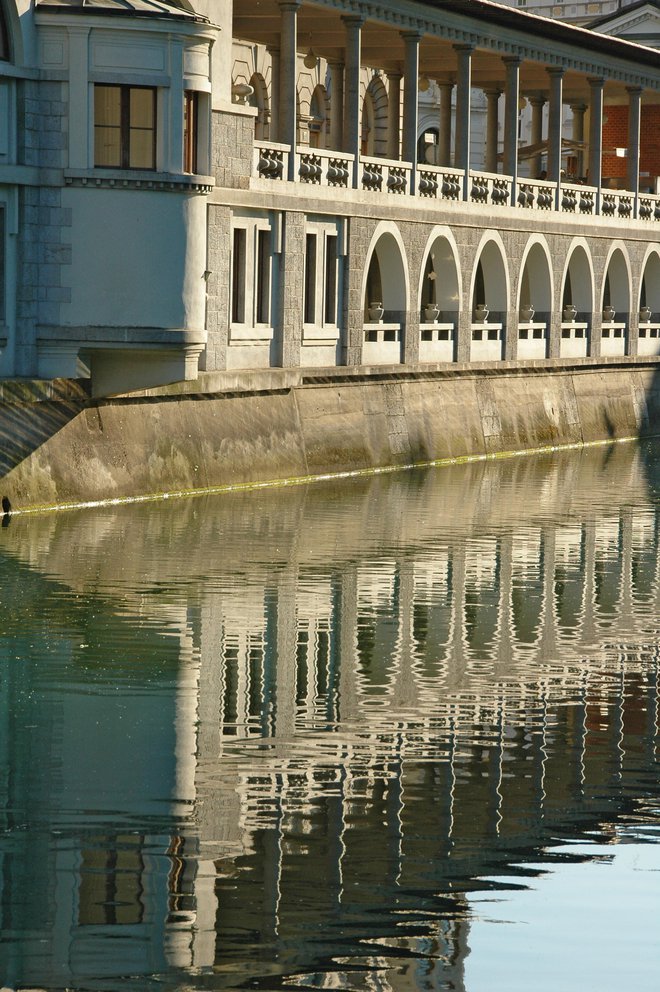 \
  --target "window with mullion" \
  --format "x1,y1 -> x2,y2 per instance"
94,84 -> 156,170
